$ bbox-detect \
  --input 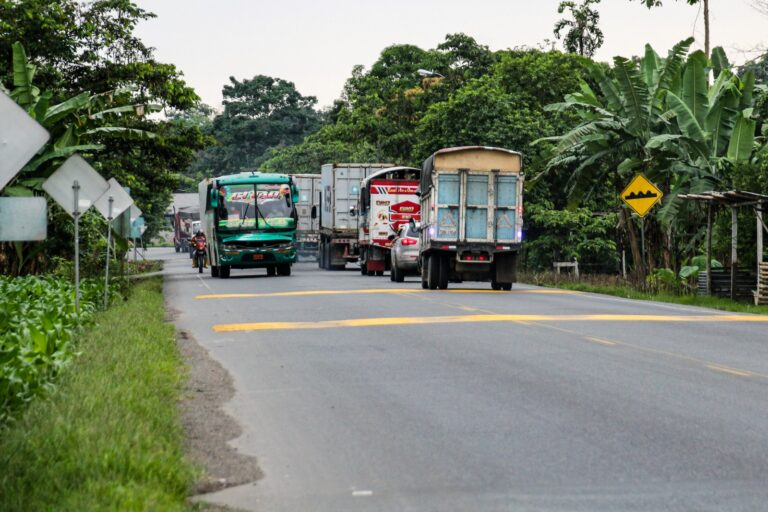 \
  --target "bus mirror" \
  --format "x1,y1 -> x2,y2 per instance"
311,205 -> 317,219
